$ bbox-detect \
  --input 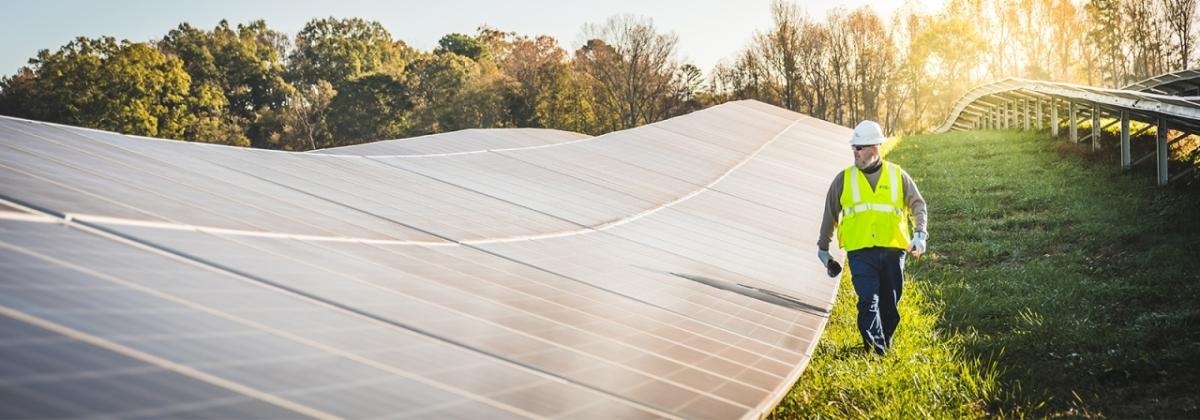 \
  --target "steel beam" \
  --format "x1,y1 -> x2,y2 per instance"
1131,123 -> 1153,139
